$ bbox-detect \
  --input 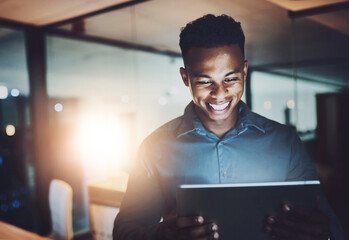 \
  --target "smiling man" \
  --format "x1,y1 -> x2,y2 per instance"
179,44 -> 247,138
113,14 -> 343,240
